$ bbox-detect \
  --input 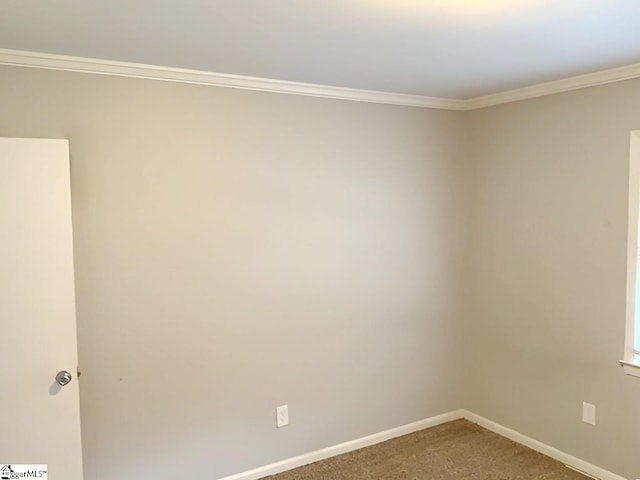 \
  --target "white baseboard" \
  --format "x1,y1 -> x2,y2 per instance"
461,410 -> 627,480
217,409 -> 627,480
217,410 -> 466,480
